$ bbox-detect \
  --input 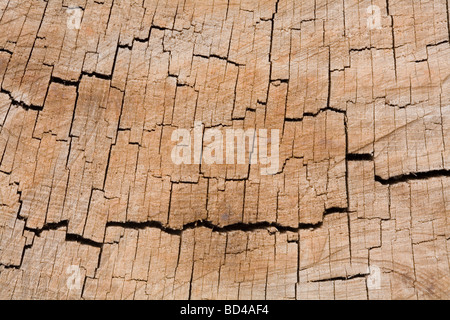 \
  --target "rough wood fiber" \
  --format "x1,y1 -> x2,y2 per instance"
0,0 -> 449,300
